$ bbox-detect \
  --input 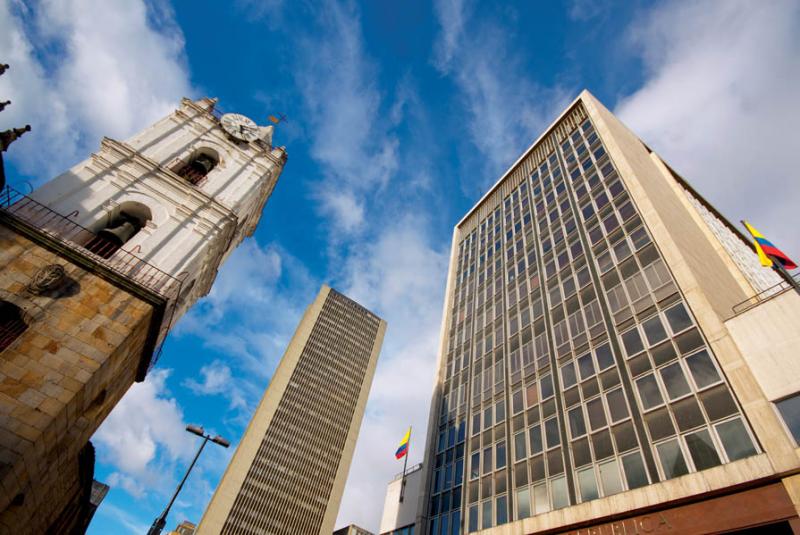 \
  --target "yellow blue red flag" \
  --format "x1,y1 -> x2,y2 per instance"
395,428 -> 411,459
742,221 -> 797,270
